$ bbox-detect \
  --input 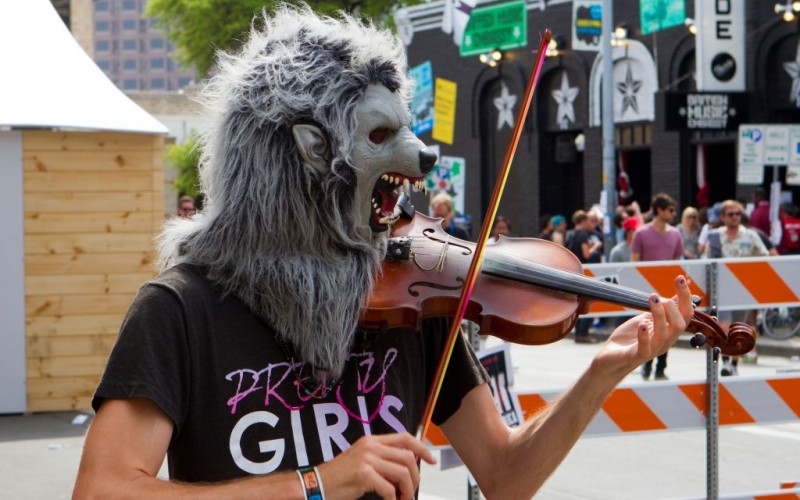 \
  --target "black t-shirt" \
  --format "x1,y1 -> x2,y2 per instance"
93,264 -> 488,483
566,229 -> 591,263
